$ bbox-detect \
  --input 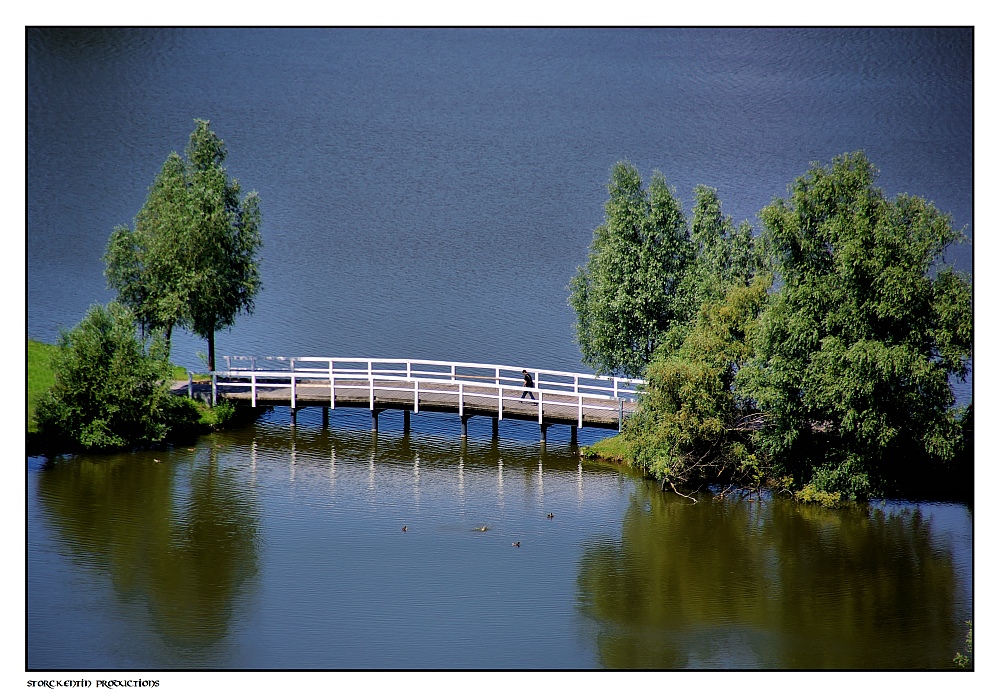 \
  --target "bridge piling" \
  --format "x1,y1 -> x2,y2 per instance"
492,417 -> 498,439
540,423 -> 548,443
460,415 -> 470,438
371,409 -> 382,433
403,409 -> 411,434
